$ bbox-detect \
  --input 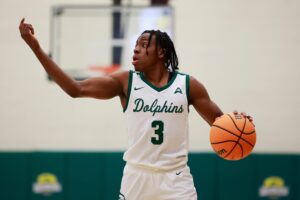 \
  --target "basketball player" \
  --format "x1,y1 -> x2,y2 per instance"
19,18 -> 252,200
